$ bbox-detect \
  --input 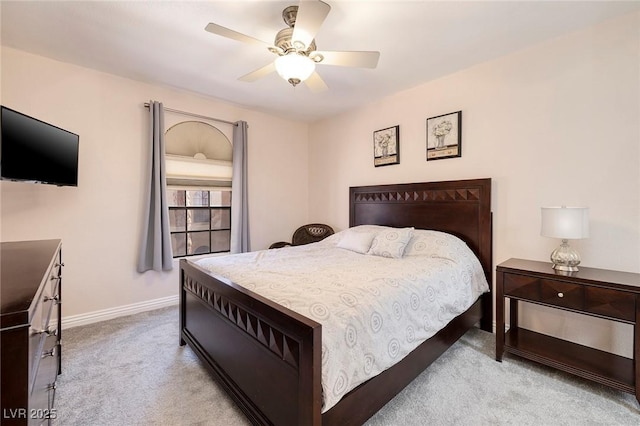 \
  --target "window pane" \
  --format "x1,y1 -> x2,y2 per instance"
171,233 -> 186,257
167,190 -> 186,207
169,209 -> 186,232
187,209 -> 210,231
186,190 -> 209,207
167,188 -> 231,257
211,230 -> 231,252
211,209 -> 231,230
187,232 -> 210,255
210,190 -> 231,207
